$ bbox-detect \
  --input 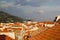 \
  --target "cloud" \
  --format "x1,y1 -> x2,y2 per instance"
39,9 -> 45,13
1,0 -> 60,15
26,0 -> 31,2
40,6 -> 60,12
0,0 -> 60,21
0,1 -> 15,8
0,0 -> 59,8
14,0 -> 53,7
